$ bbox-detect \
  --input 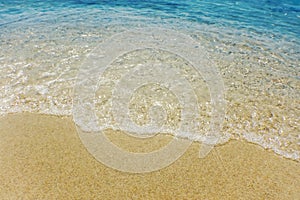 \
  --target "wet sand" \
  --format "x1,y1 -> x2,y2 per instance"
0,113 -> 299,199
